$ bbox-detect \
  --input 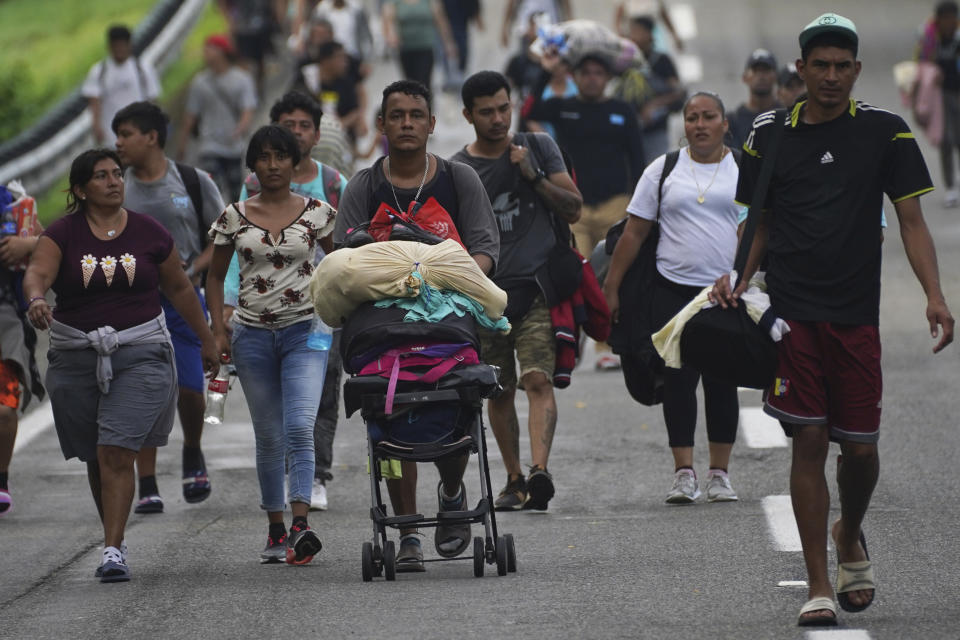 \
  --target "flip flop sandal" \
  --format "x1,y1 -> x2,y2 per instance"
133,494 -> 164,514
797,596 -> 838,626
396,536 -> 426,573
182,470 -> 212,504
0,490 -> 12,517
837,531 -> 875,613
